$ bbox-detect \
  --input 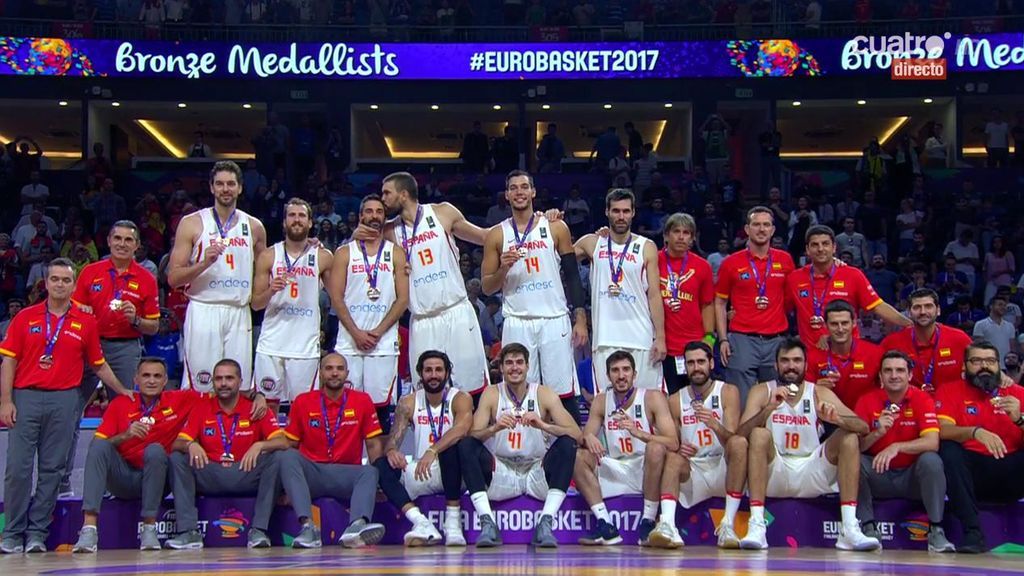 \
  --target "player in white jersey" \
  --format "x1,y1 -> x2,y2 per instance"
459,343 -> 582,548
736,338 -> 879,551
168,161 -> 267,392
574,189 -> 666,391
660,341 -> 746,549
252,198 -> 333,405
573,350 -> 677,547
481,170 -> 589,423
373,351 -> 473,547
329,194 -> 409,433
